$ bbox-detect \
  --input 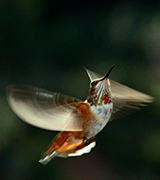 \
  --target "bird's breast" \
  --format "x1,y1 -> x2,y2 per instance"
79,102 -> 113,138
91,103 -> 113,121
